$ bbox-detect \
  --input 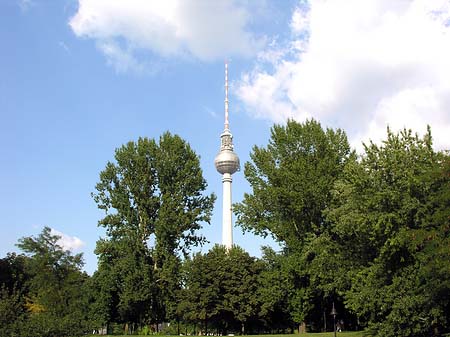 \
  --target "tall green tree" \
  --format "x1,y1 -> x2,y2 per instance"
234,119 -> 352,330
15,227 -> 90,337
235,119 -> 351,248
92,133 -> 215,329
327,128 -> 450,336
